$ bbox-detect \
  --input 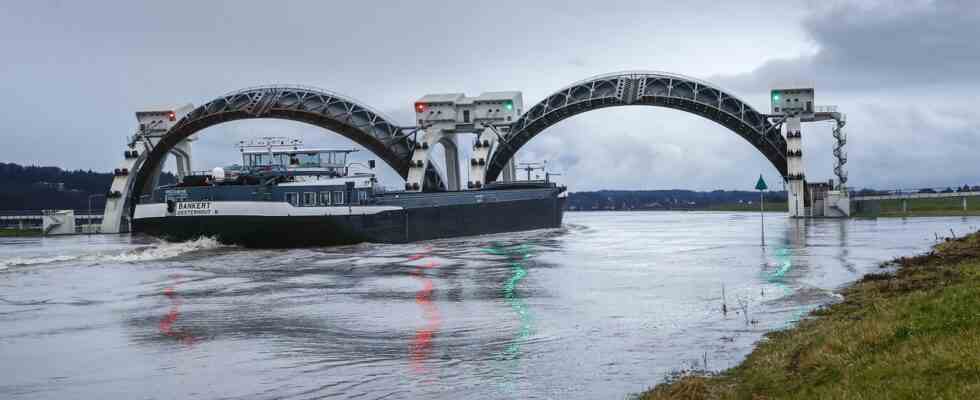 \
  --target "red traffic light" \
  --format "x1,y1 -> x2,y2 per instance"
415,103 -> 426,113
